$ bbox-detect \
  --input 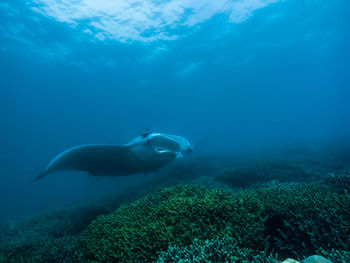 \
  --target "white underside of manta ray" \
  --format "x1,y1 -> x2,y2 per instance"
33,132 -> 193,182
